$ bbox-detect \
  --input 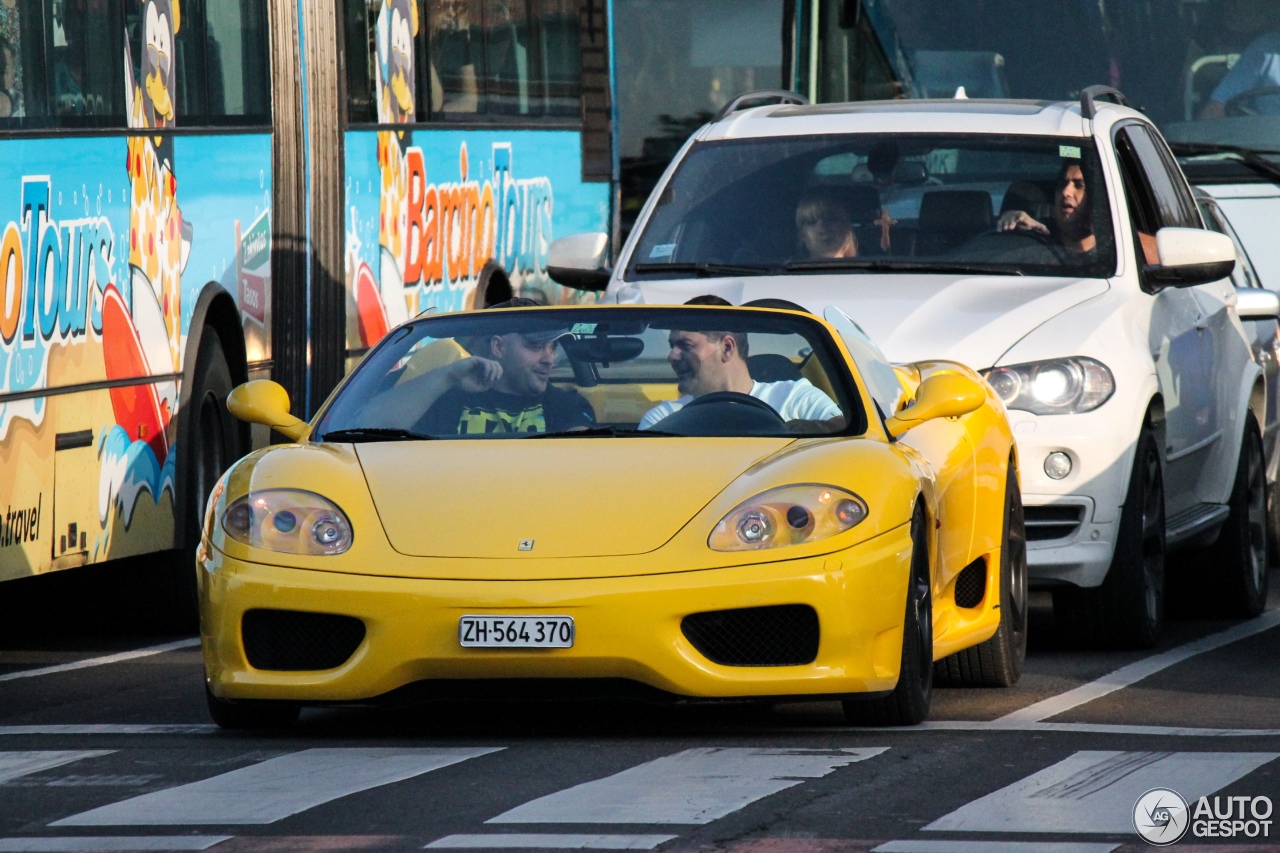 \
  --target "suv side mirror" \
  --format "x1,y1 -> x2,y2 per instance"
1236,288 -> 1280,321
227,380 -> 308,441
1144,227 -> 1236,289
884,373 -> 985,438
547,232 -> 611,291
